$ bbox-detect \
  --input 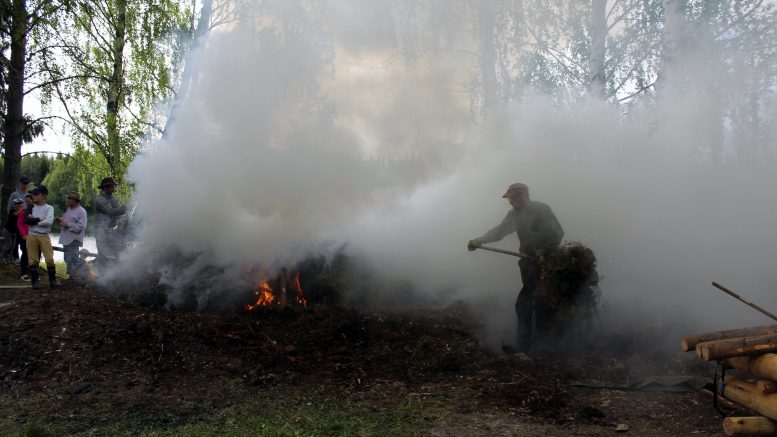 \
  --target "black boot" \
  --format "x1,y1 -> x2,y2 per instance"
47,265 -> 59,289
30,268 -> 41,290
